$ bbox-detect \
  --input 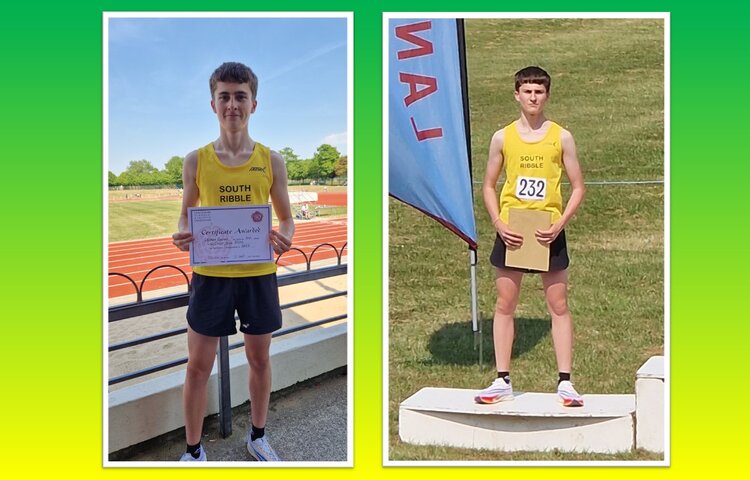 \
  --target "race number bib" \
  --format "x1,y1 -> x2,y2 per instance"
515,176 -> 546,201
